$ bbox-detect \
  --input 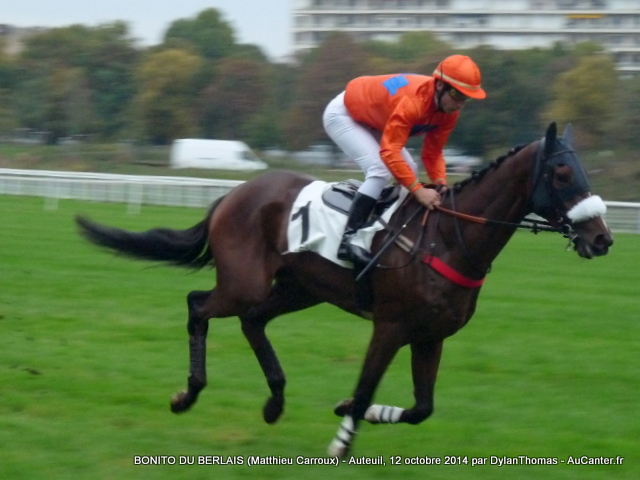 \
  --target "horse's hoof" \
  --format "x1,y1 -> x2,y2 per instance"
263,396 -> 284,424
333,398 -> 353,417
170,391 -> 193,414
327,438 -> 350,459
